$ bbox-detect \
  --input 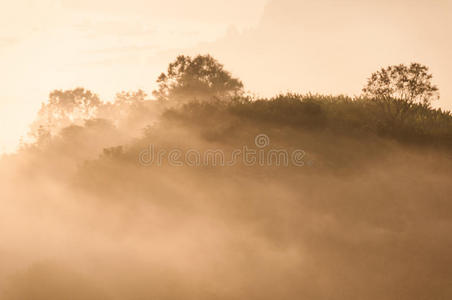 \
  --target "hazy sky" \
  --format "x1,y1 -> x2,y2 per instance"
1,0 -> 451,153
